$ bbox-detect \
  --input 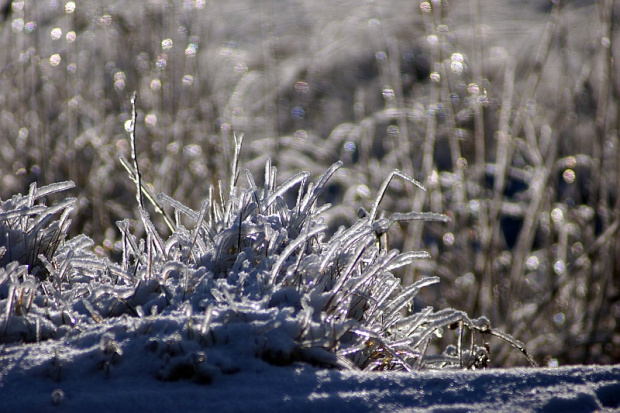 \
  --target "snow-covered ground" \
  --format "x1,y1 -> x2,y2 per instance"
0,161 -> 618,413
2,338 -> 619,413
